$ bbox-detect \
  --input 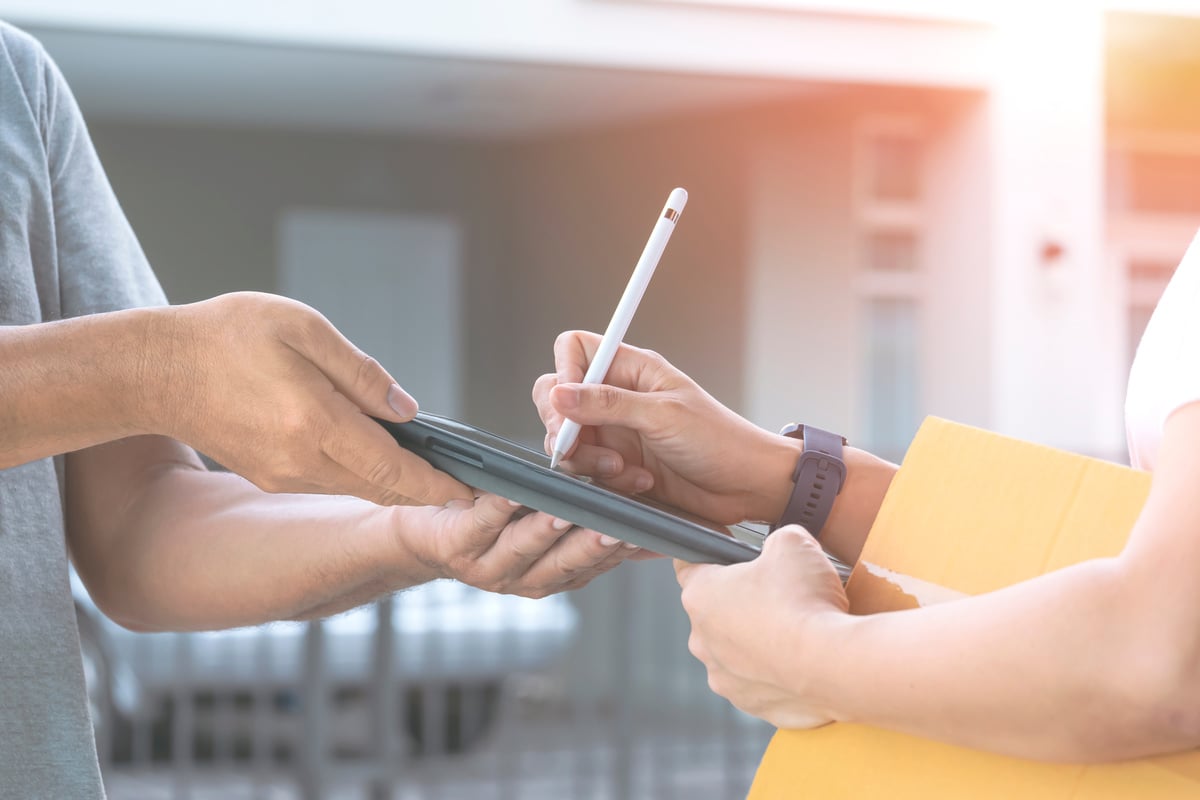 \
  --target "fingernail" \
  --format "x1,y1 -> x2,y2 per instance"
599,534 -> 621,547
552,517 -> 573,531
623,542 -> 640,551
634,474 -> 654,492
507,499 -> 523,508
388,384 -> 418,418
597,456 -> 618,475
556,386 -> 580,410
